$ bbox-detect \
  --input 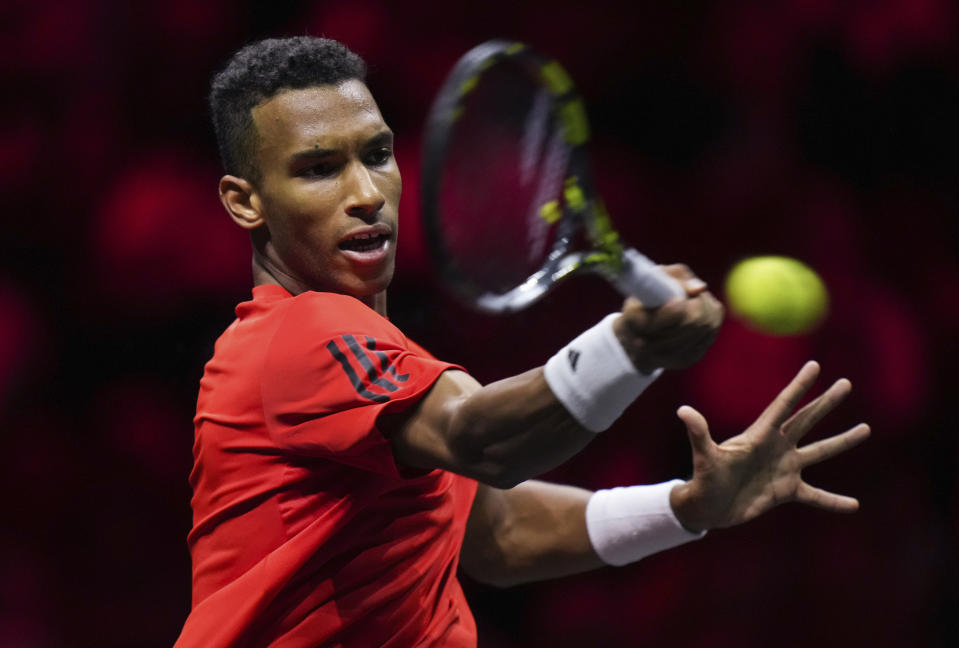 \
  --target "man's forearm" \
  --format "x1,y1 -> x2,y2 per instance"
461,479 -> 709,587
460,481 -> 604,588
431,312 -> 663,487
448,369 -> 596,488
388,367 -> 599,489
